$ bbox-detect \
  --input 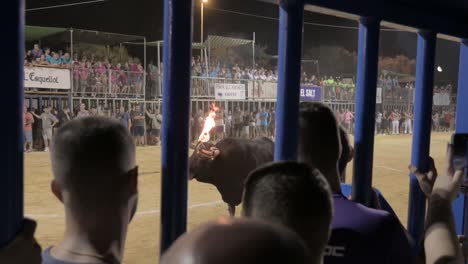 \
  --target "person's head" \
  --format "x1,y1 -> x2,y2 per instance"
50,117 -> 138,230
33,44 -> 39,50
63,107 -> 69,113
91,107 -> 97,115
120,106 -> 125,113
63,53 -> 70,60
161,217 -> 312,264
338,126 -> 354,178
298,102 -> 341,191
80,103 -> 86,111
154,108 -> 160,115
243,161 -> 332,259
43,106 -> 51,114
45,48 -> 50,55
